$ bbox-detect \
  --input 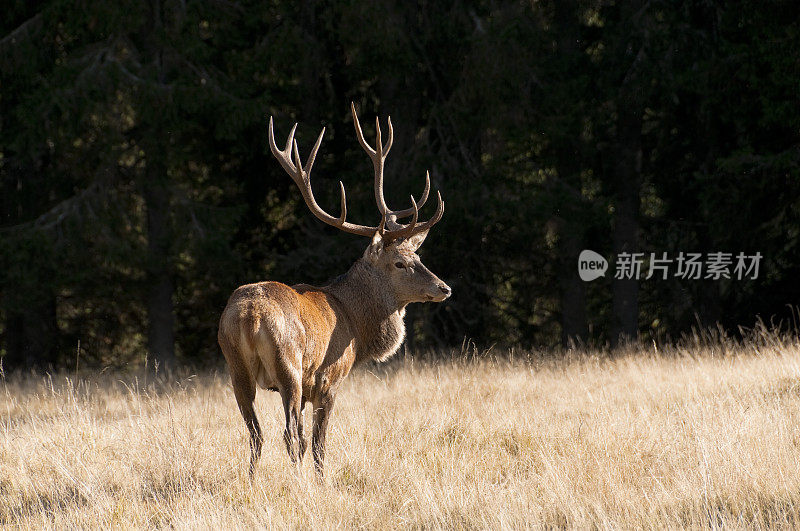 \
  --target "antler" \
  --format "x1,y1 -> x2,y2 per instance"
268,106 -> 444,243
350,102 -> 444,242
268,116 -> 381,237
